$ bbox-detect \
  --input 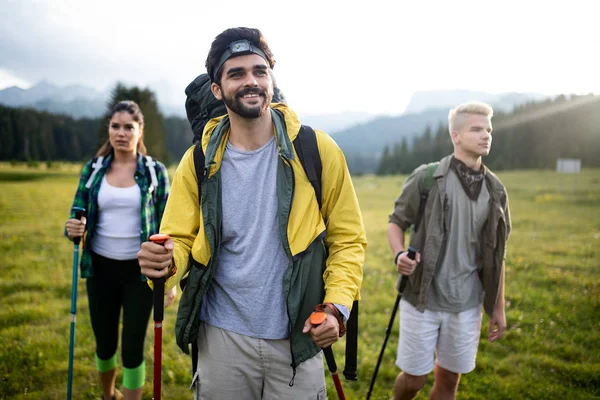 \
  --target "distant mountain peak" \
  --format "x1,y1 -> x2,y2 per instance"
404,90 -> 548,115
32,79 -> 55,88
0,80 -> 183,118
0,80 -> 106,117
1,85 -> 25,92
